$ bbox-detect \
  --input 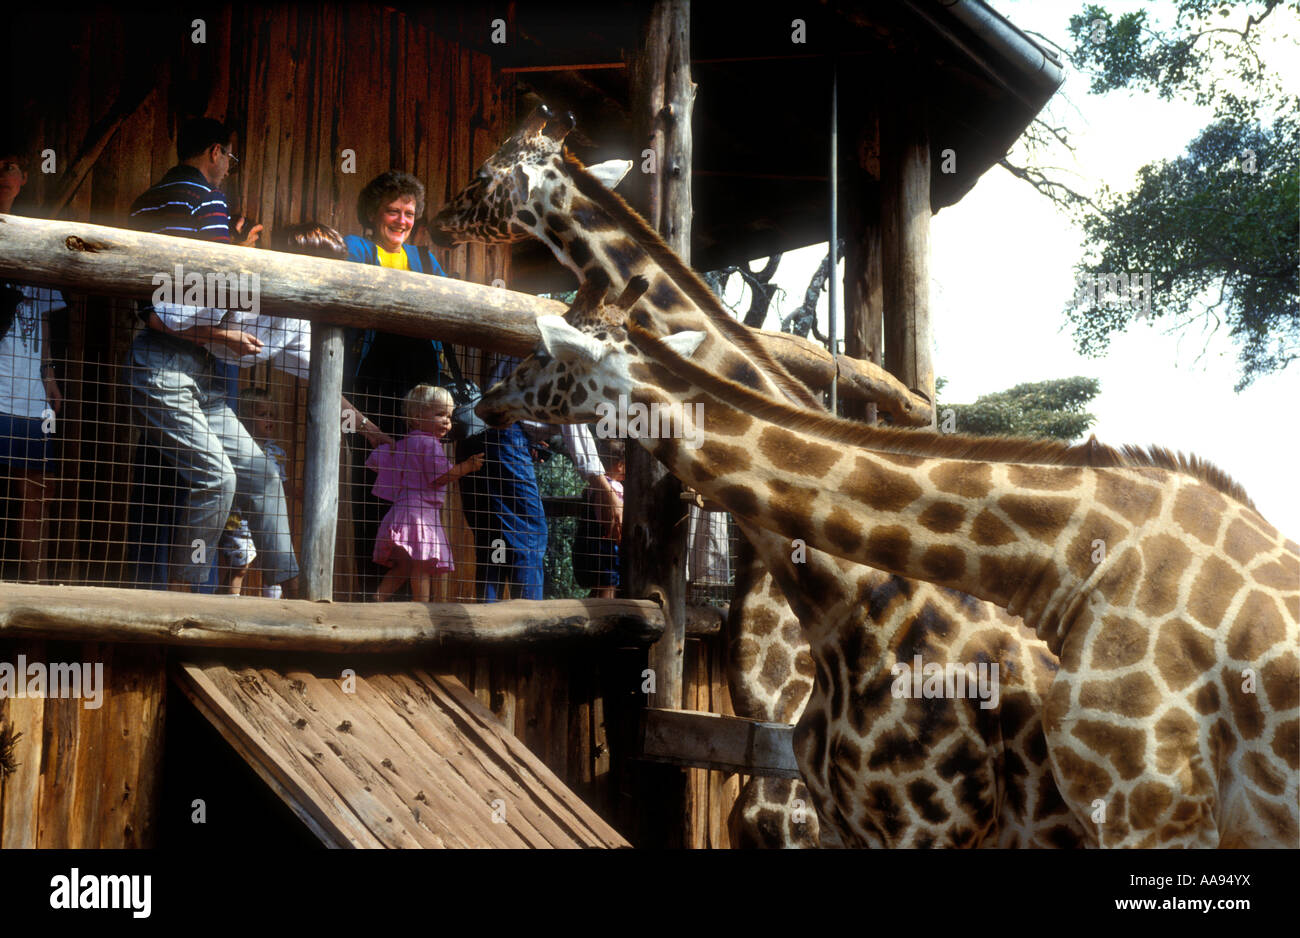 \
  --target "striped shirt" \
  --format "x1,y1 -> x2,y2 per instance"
127,165 -> 231,243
